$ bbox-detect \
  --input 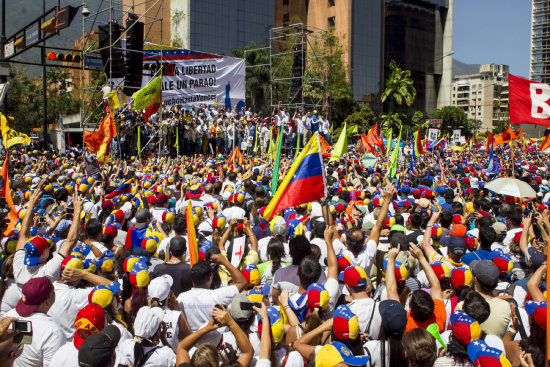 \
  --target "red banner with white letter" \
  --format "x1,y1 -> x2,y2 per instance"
509,74 -> 550,127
